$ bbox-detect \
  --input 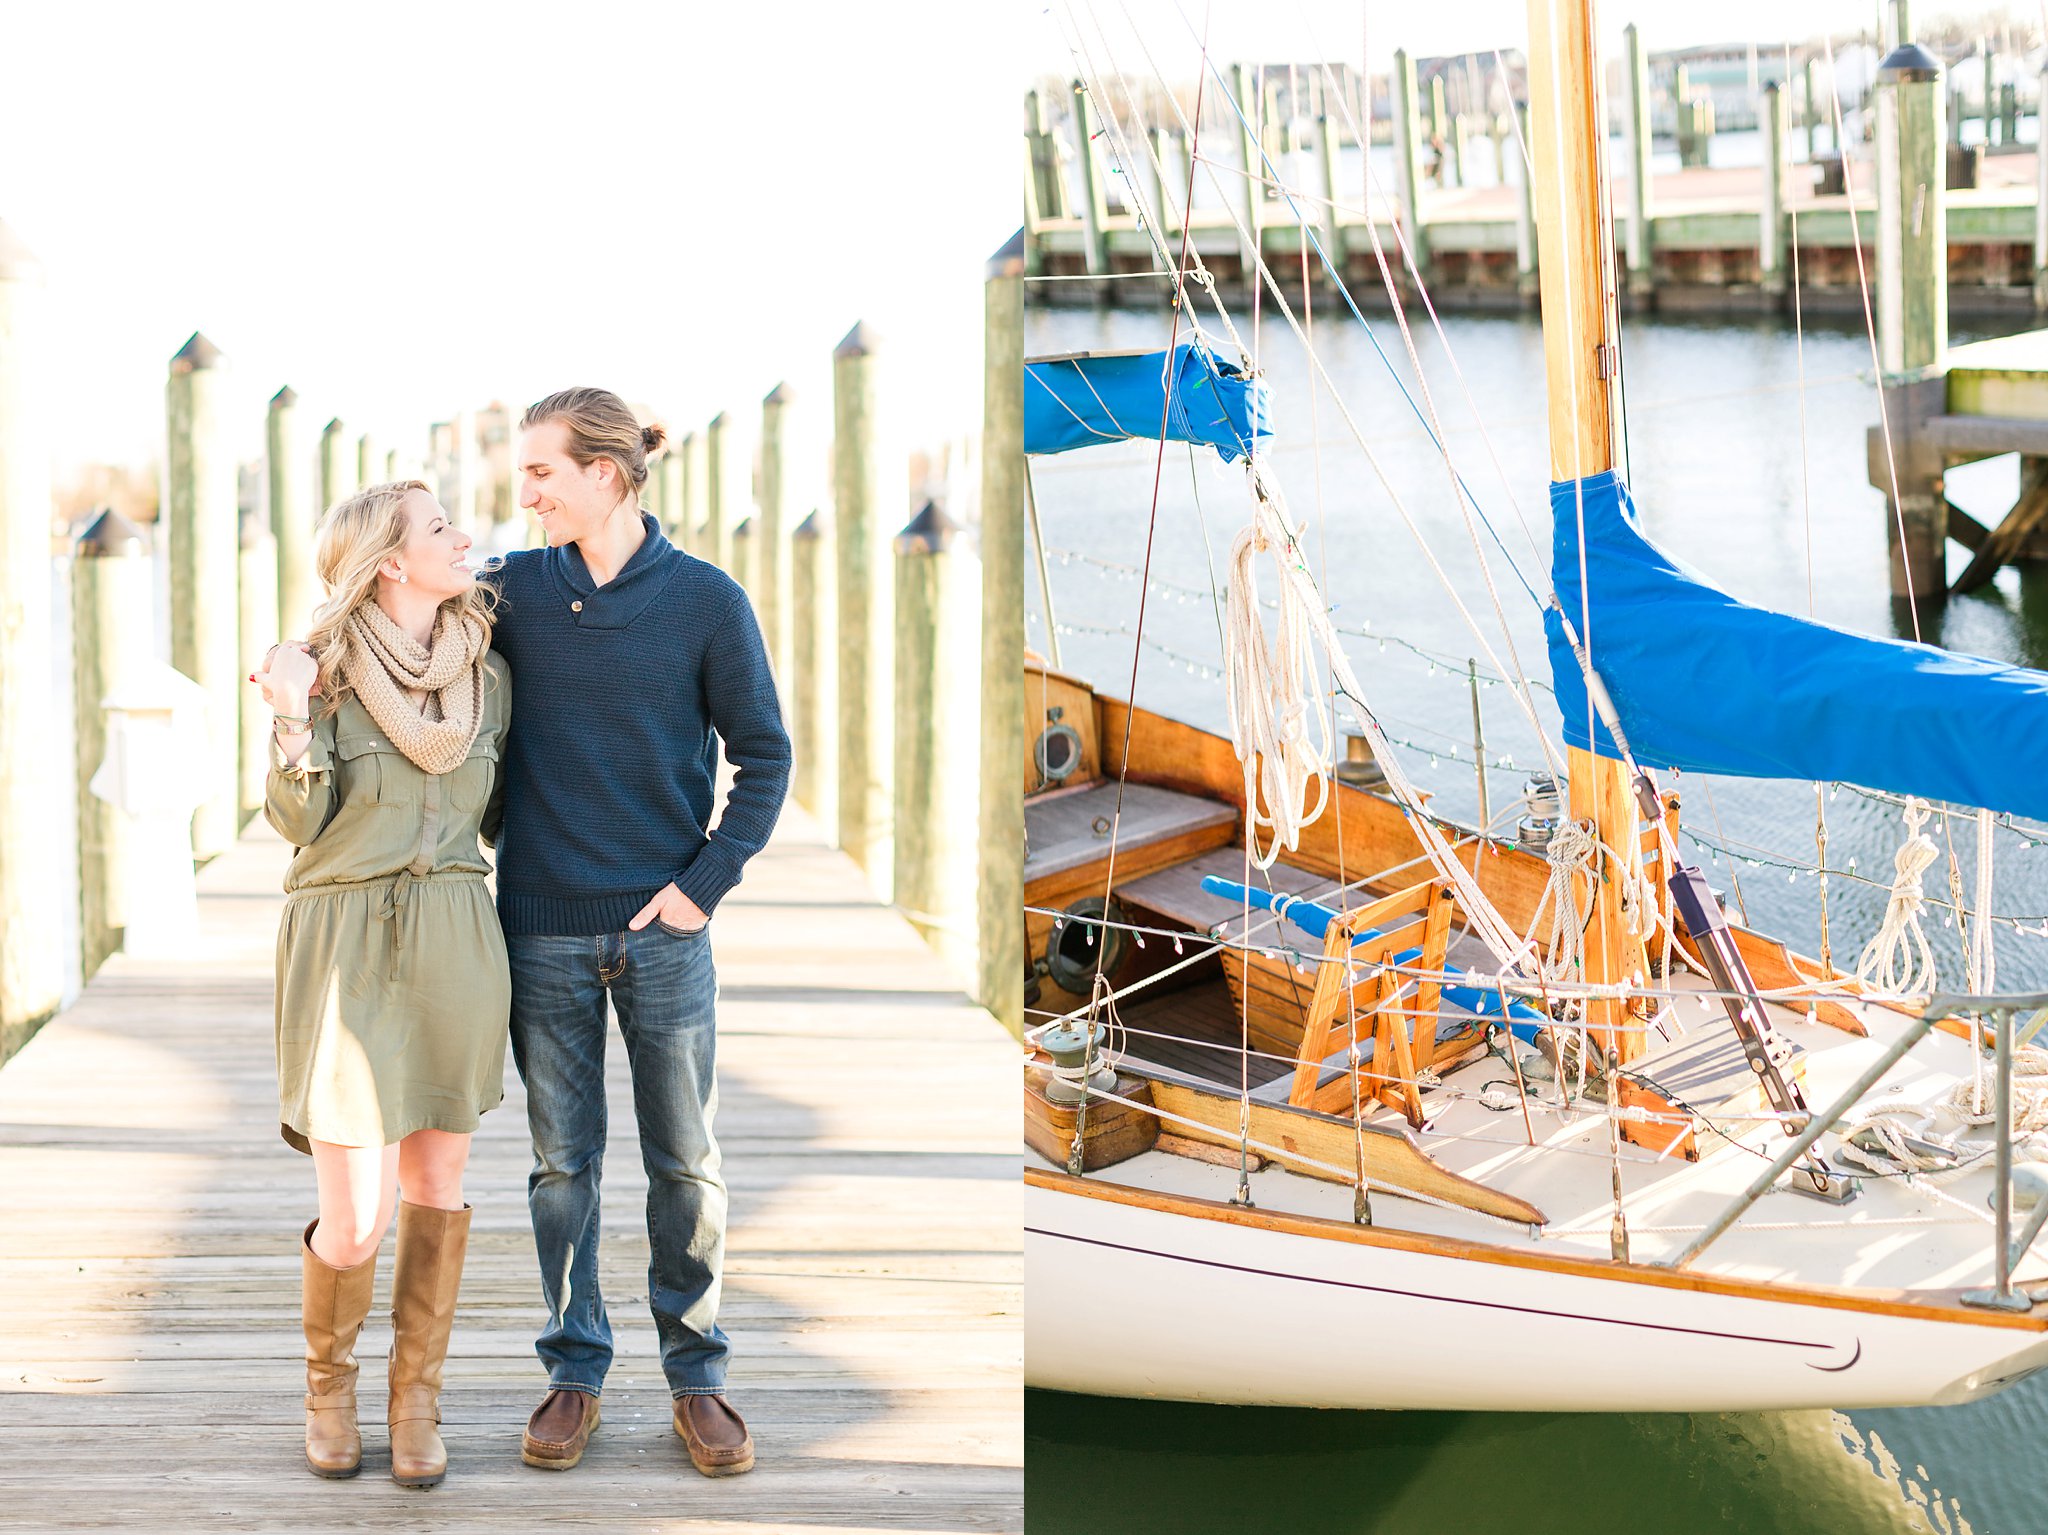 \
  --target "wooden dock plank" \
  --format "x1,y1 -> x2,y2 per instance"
0,805 -> 1021,1533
